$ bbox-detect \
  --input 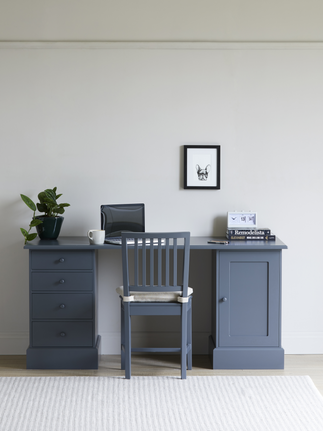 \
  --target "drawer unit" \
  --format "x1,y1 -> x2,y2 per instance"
31,272 -> 94,291
26,249 -> 99,369
31,250 -> 93,270
32,322 -> 93,347
32,293 -> 93,319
